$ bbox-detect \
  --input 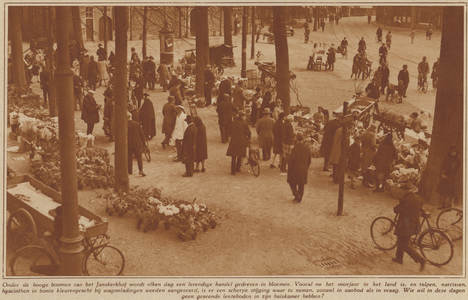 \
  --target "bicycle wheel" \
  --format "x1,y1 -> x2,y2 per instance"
423,80 -> 428,93
10,245 -> 59,276
250,152 -> 260,177
437,208 -> 463,241
418,229 -> 454,266
370,217 -> 397,250
83,245 -> 125,276
375,36 -> 379,43
7,208 -> 37,252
